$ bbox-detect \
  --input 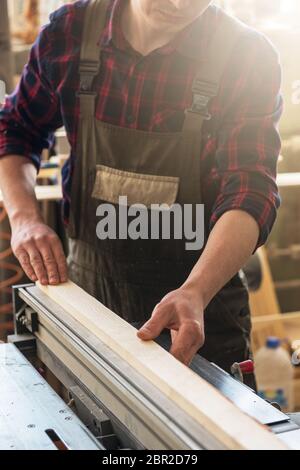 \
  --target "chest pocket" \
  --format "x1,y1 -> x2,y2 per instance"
92,164 -> 179,207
